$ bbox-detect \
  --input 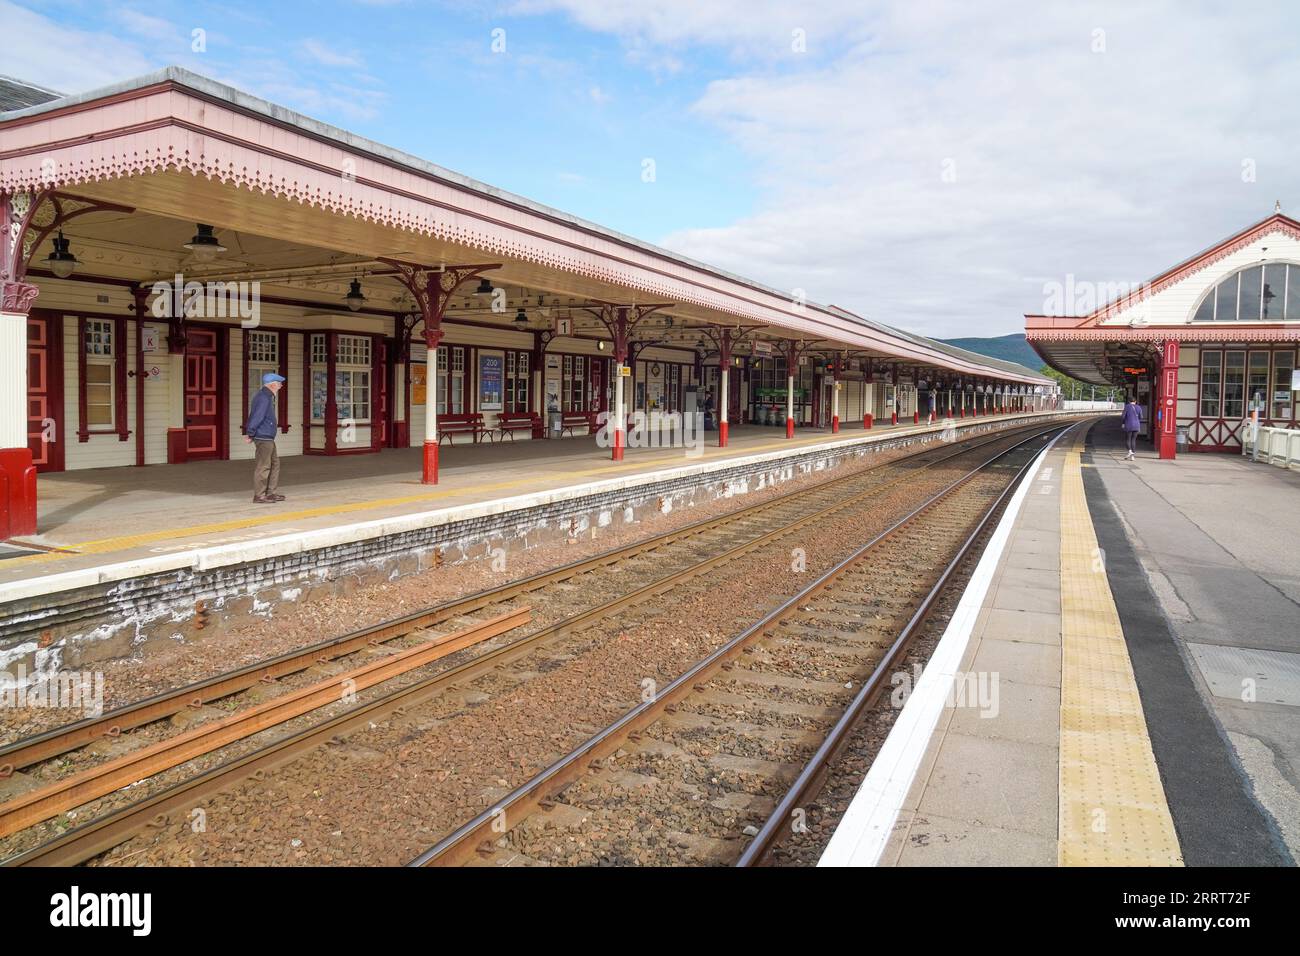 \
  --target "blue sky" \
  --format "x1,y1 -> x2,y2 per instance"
6,0 -> 771,240
6,1 -> 1300,339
